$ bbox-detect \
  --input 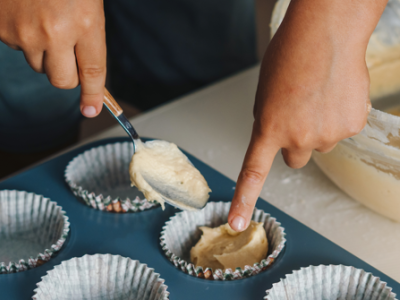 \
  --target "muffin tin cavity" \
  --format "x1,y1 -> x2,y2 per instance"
160,201 -> 286,280
65,142 -> 159,213
265,265 -> 397,300
0,190 -> 69,274
33,254 -> 169,300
